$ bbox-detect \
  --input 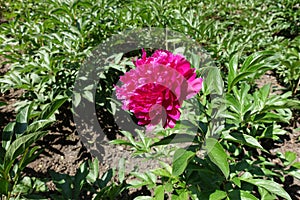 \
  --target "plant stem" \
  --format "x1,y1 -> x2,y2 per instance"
8,147 -> 30,199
